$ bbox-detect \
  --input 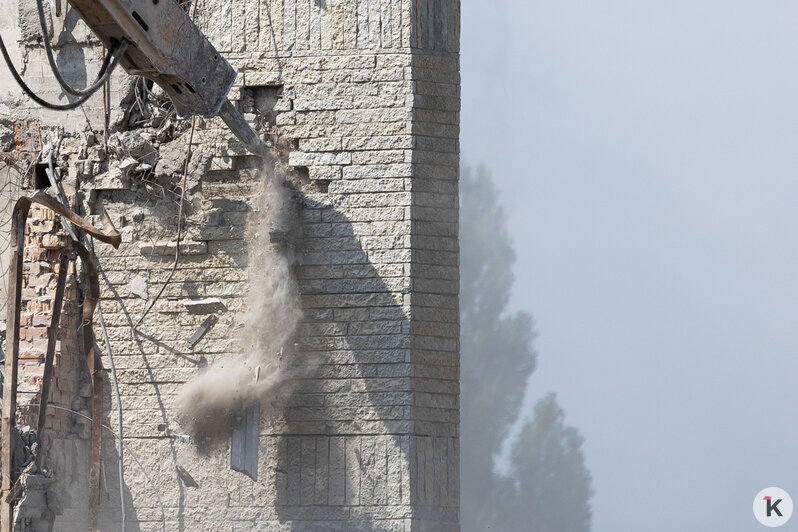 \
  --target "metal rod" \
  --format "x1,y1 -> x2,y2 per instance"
71,241 -> 104,532
34,250 -> 70,469
1,205 -> 27,532
218,98 -> 267,158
